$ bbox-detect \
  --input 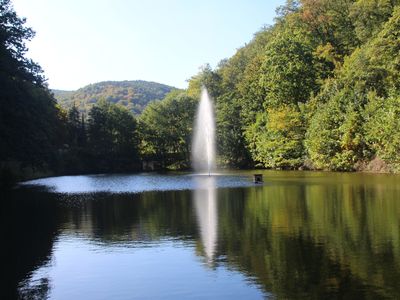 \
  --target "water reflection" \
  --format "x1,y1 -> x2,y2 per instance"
193,176 -> 217,264
1,188 -> 60,299
4,171 -> 400,299
21,173 -> 254,194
